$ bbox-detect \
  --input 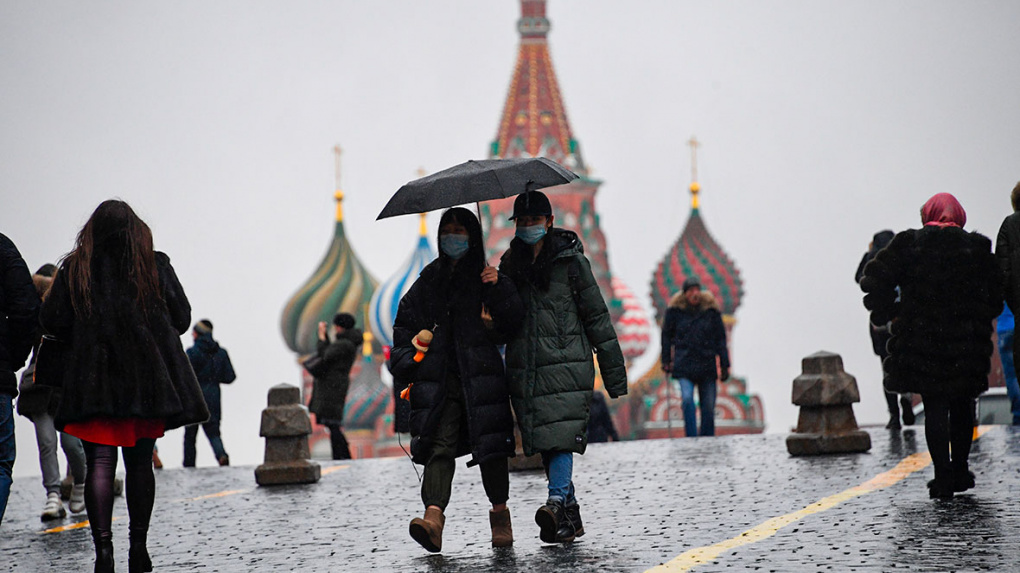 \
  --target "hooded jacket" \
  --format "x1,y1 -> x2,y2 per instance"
186,332 -> 236,423
390,258 -> 522,466
499,228 -> 628,457
1,233 -> 39,398
308,328 -> 362,425
660,290 -> 730,382
39,251 -> 209,430
861,226 -> 1002,396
